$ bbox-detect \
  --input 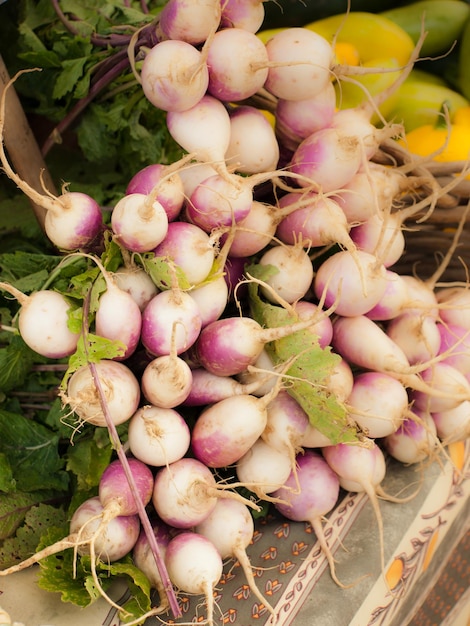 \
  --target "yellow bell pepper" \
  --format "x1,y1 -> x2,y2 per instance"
400,106 -> 470,170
